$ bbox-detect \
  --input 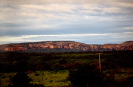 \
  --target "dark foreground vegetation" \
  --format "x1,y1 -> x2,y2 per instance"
0,51 -> 133,87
